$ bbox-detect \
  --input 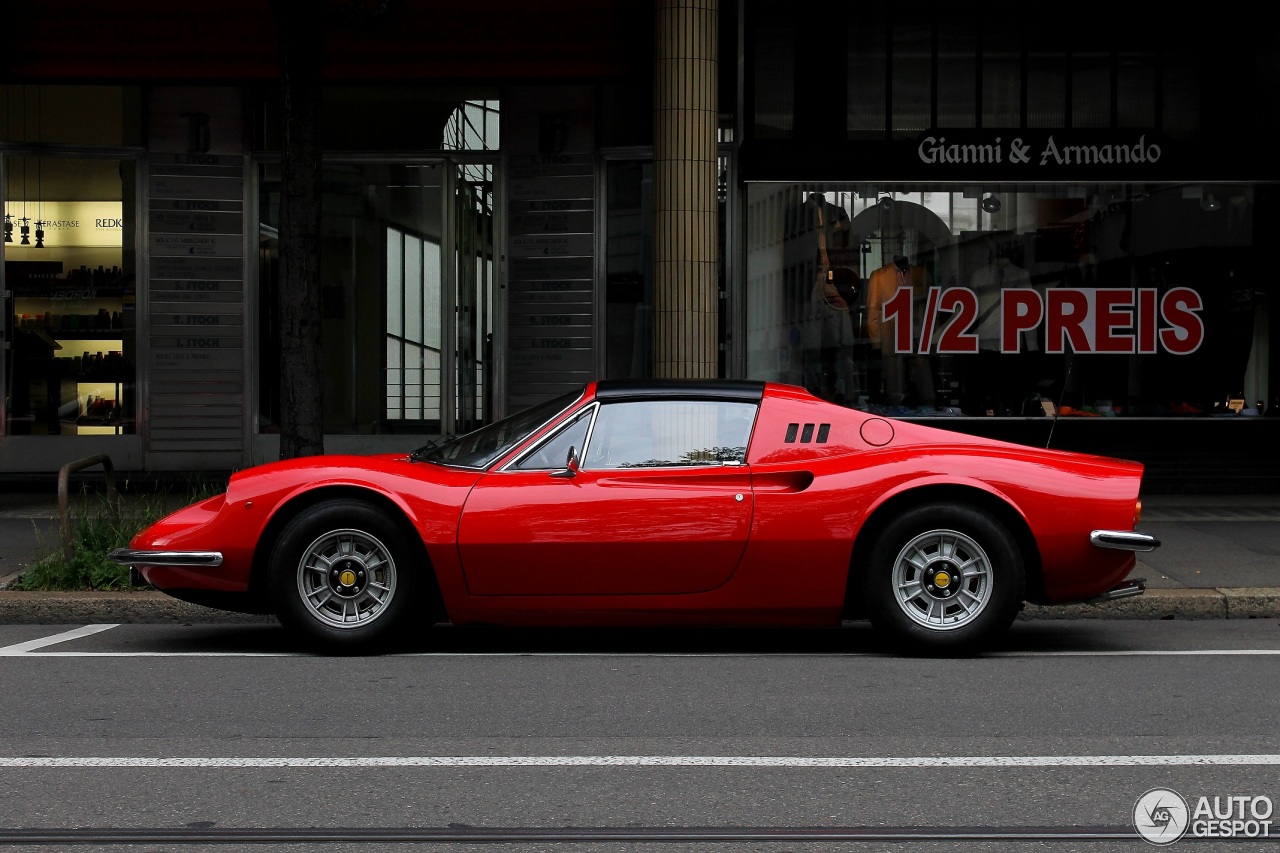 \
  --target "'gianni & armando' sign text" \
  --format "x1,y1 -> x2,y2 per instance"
917,131 -> 1161,168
